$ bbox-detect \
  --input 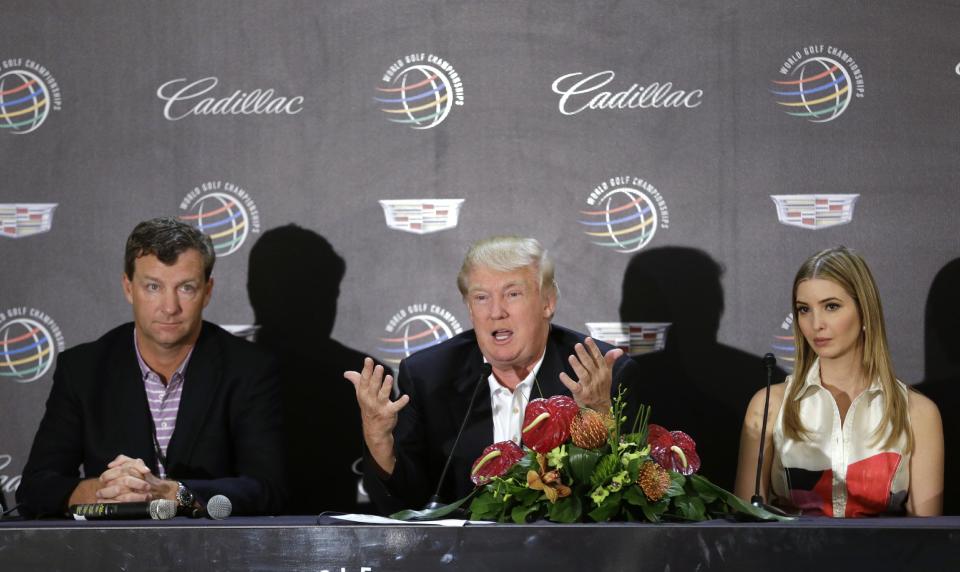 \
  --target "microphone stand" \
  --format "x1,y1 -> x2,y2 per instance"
422,364 -> 493,511
751,353 -> 787,517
